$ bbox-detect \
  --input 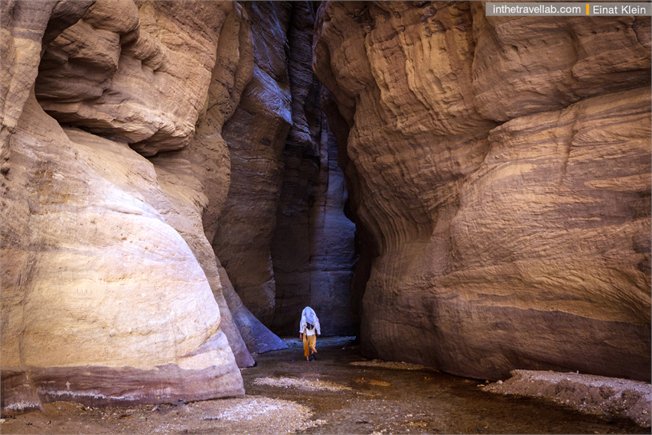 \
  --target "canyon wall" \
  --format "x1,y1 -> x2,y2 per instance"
314,1 -> 651,381
270,3 -> 357,336
3,0 -> 647,416
213,2 -> 292,327
0,0 -> 268,413
214,2 -> 356,337
1,0 -> 357,414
